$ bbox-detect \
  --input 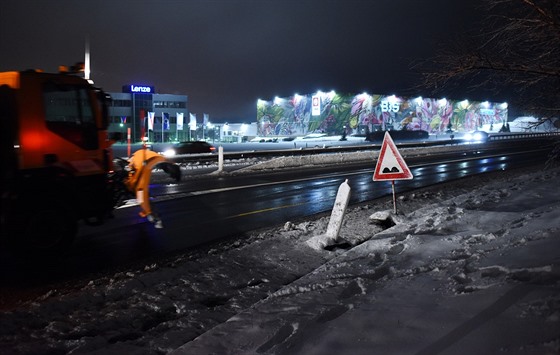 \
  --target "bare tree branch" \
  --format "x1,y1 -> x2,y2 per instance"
418,0 -> 560,120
